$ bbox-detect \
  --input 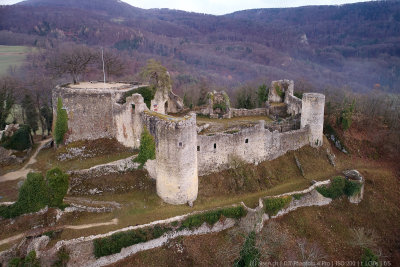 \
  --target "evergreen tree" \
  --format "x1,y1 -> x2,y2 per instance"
21,94 -> 38,134
234,231 -> 260,267
54,98 -> 68,145
197,79 -> 209,106
256,84 -> 268,107
46,167 -> 69,208
237,91 -> 255,109
40,102 -> 53,134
